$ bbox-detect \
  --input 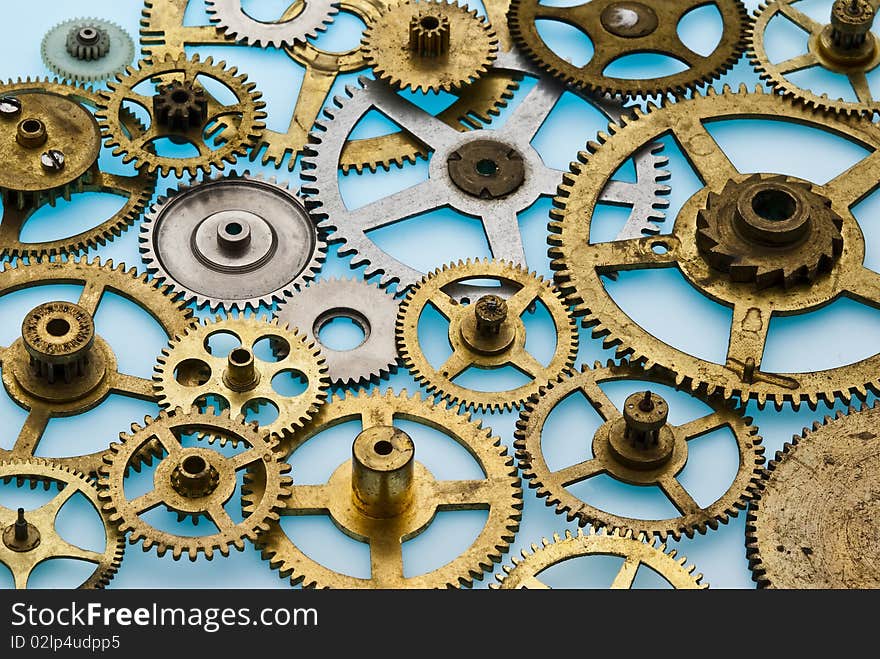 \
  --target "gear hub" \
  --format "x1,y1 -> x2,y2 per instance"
66,24 -> 110,61
21,301 -> 95,385
696,175 -> 844,289
152,81 -> 208,132
607,390 -> 676,471
408,11 -> 450,56
171,454 -> 221,499
2,508 -> 40,552
447,140 -> 525,199
820,0 -> 876,64
351,426 -> 415,518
